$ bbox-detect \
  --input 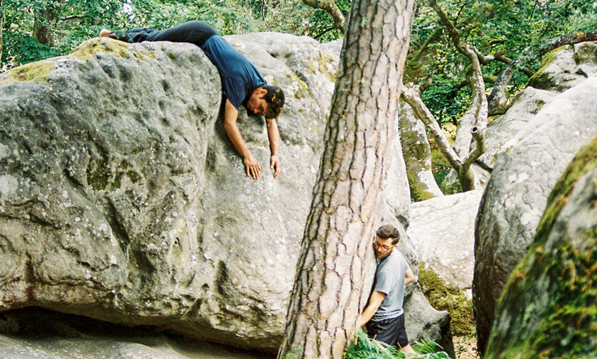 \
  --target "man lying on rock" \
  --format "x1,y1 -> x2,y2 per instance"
357,224 -> 417,353
100,21 -> 285,180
